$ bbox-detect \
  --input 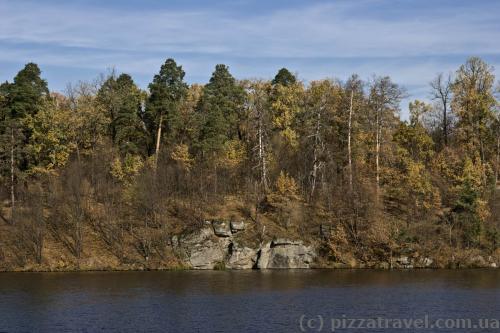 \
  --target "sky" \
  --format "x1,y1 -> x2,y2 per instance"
0,0 -> 499,117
